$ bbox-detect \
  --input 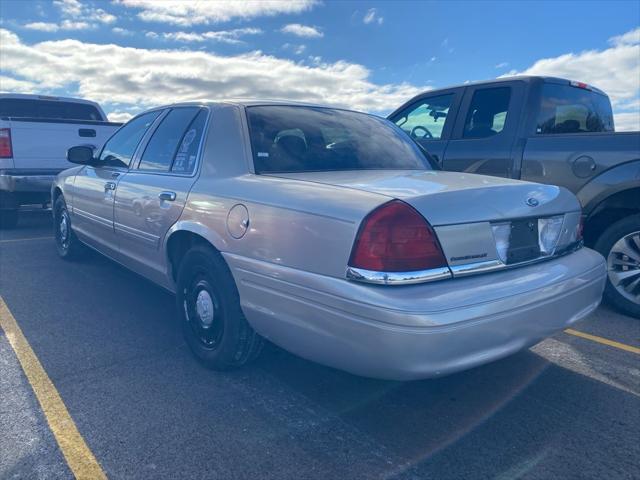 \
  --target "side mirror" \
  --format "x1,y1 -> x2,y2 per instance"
67,145 -> 95,165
